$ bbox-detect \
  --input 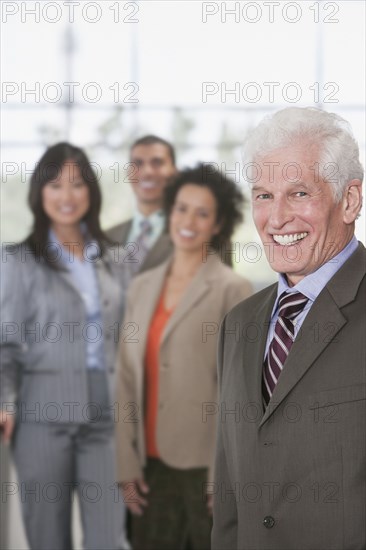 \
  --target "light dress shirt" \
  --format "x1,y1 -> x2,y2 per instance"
49,228 -> 105,370
126,209 -> 165,250
264,236 -> 359,358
